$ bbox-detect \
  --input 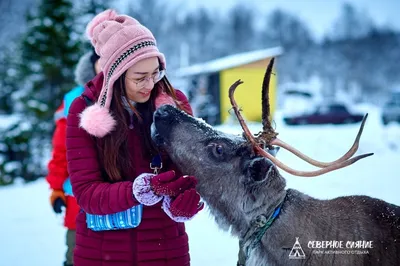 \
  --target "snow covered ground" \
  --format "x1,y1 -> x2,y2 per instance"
0,105 -> 399,266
